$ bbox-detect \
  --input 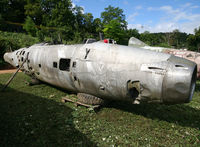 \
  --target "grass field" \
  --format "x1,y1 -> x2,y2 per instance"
0,73 -> 200,146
